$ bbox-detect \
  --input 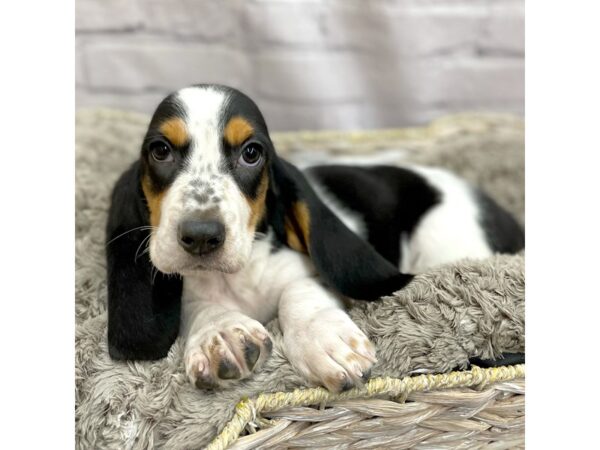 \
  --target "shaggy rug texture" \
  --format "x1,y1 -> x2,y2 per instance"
75,109 -> 525,449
